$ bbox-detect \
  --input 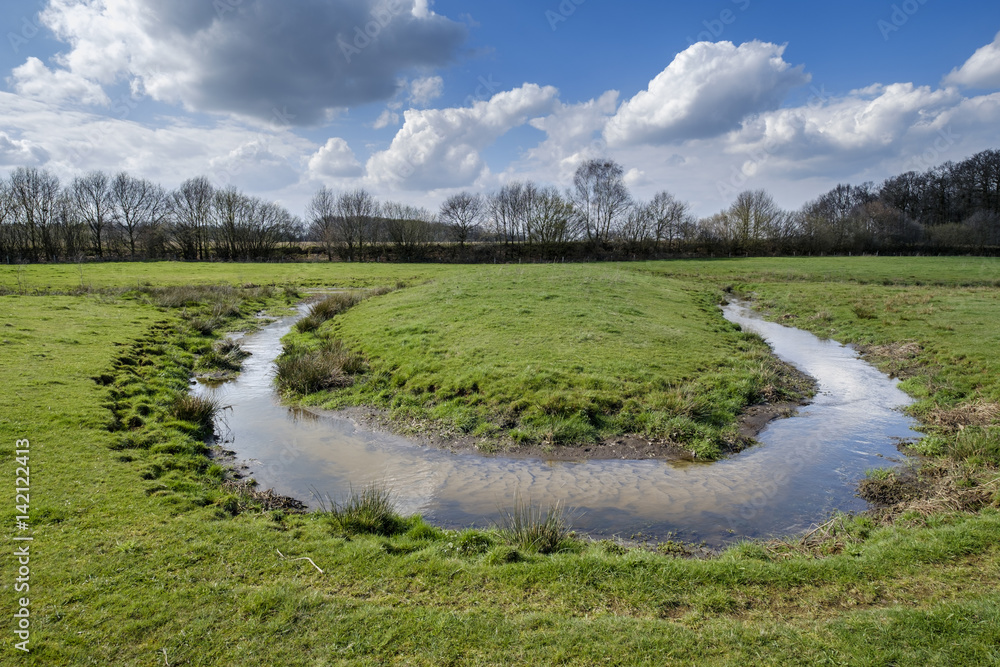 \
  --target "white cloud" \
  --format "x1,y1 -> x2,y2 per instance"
308,138 -> 364,178
408,75 -> 444,106
725,83 -> 961,172
366,83 -> 559,190
0,132 -> 50,167
944,31 -> 1000,90
605,41 -> 810,147
9,56 -> 110,107
208,140 -> 300,192
0,91 -> 315,191
373,109 -> 401,129
23,0 -> 467,125
526,90 -> 619,179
